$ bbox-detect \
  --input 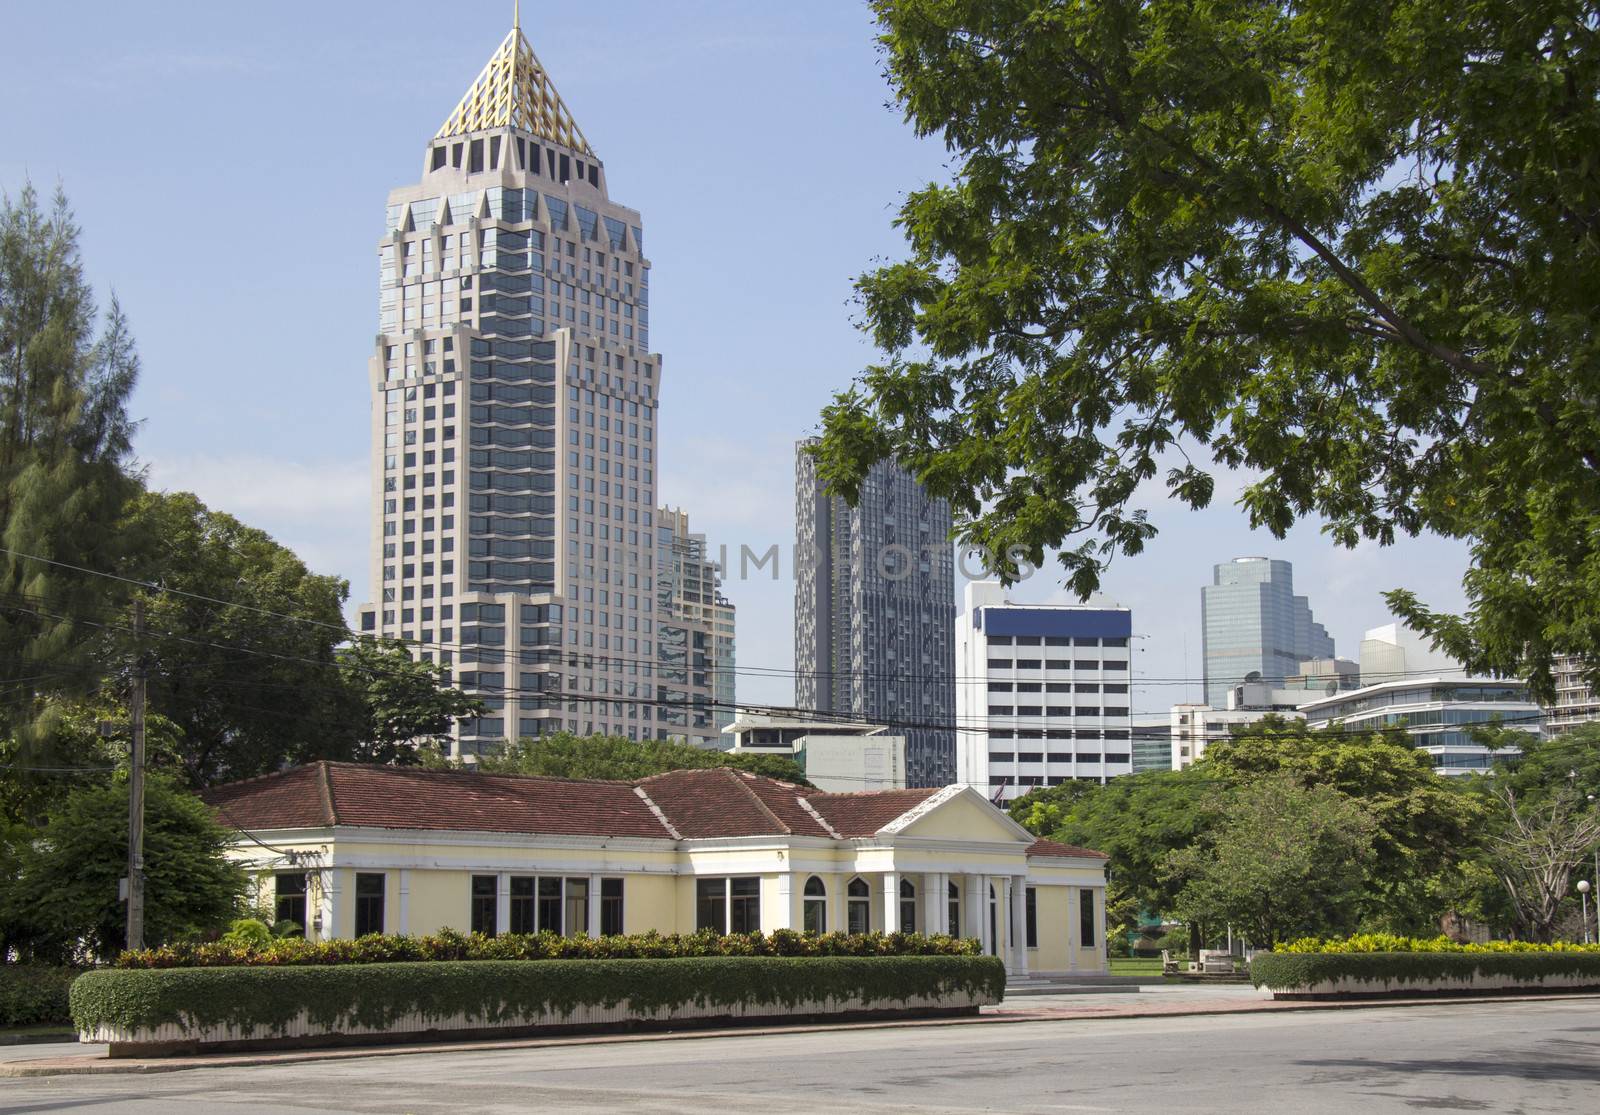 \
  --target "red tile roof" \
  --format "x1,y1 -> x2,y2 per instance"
1027,837 -> 1109,860
807,788 -> 943,837
204,762 -> 671,840
200,762 -> 1105,860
